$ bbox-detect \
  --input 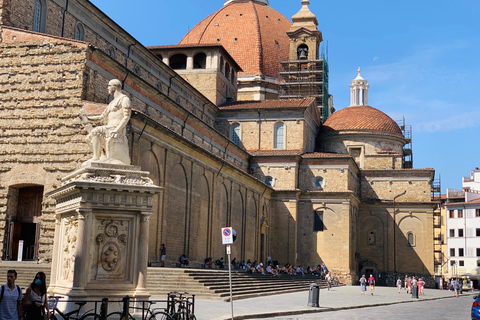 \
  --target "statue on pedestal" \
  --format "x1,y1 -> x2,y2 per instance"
82,79 -> 131,165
